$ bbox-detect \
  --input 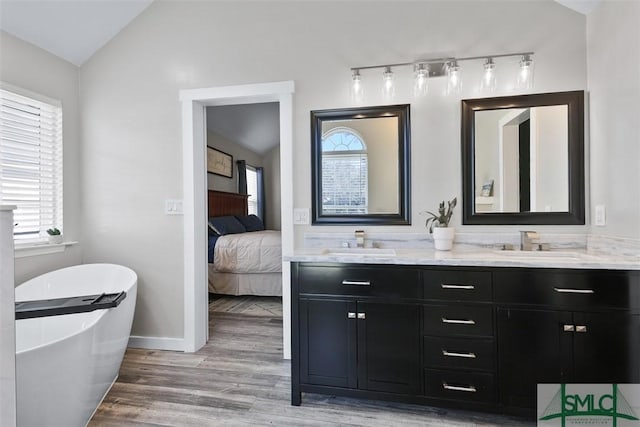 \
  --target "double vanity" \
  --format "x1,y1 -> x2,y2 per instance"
295,89 -> 639,419
289,248 -> 640,417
